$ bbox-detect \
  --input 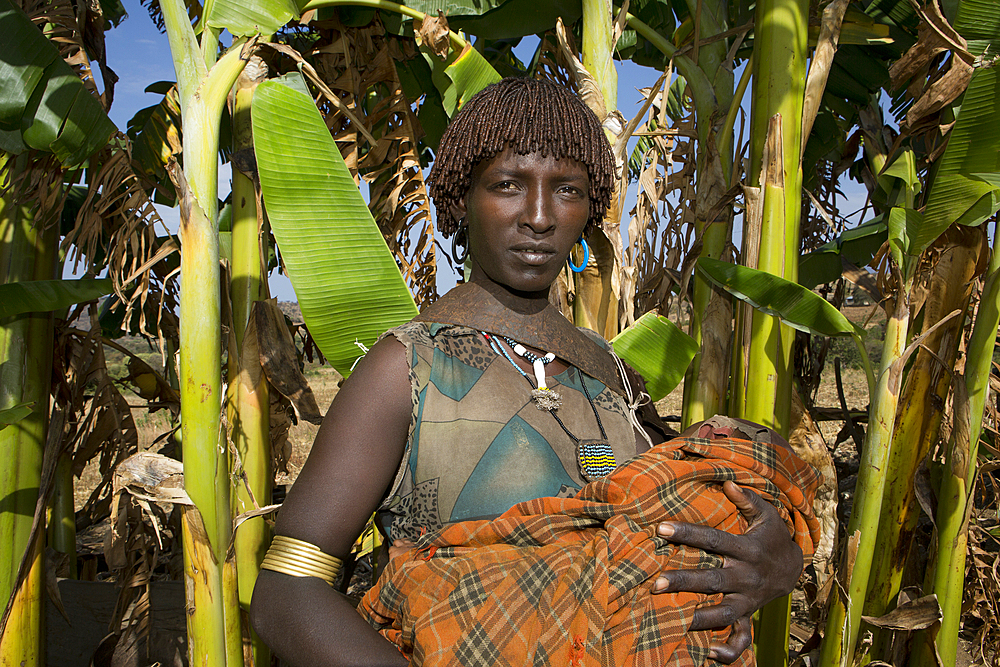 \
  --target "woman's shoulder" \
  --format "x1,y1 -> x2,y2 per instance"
575,326 -> 613,353
384,320 -> 482,344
